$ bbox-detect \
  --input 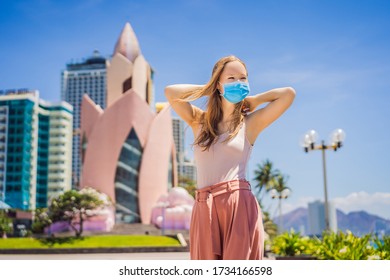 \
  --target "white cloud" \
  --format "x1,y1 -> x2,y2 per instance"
275,192 -> 390,220
333,192 -> 390,219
